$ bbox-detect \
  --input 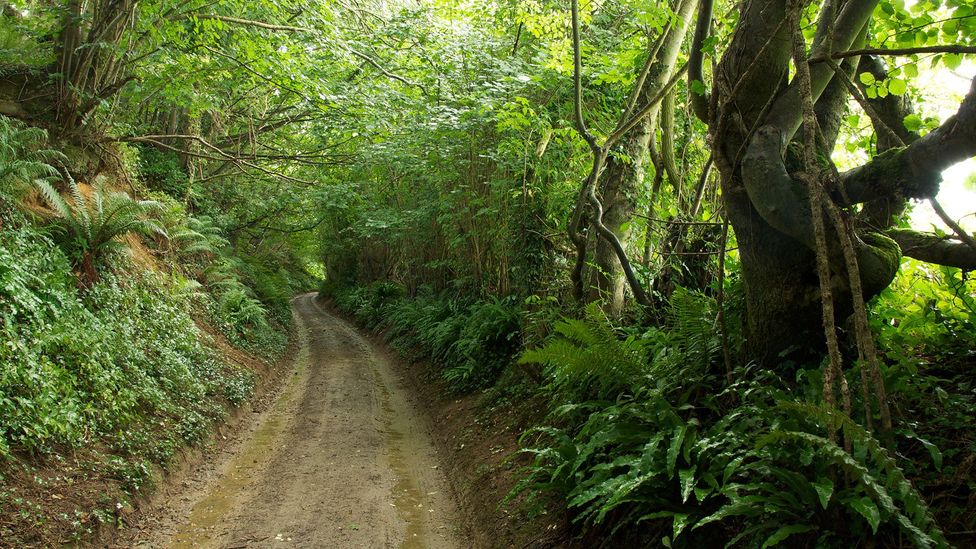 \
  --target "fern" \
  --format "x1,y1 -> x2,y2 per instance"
35,177 -> 168,287
0,116 -> 64,204
520,303 -> 648,402
512,298 -> 948,548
